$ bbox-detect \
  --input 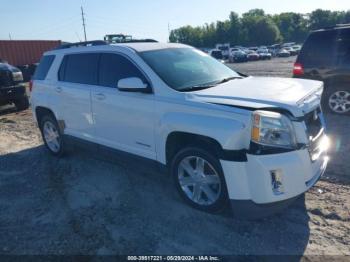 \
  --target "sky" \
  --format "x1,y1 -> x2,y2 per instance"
1,0 -> 349,43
